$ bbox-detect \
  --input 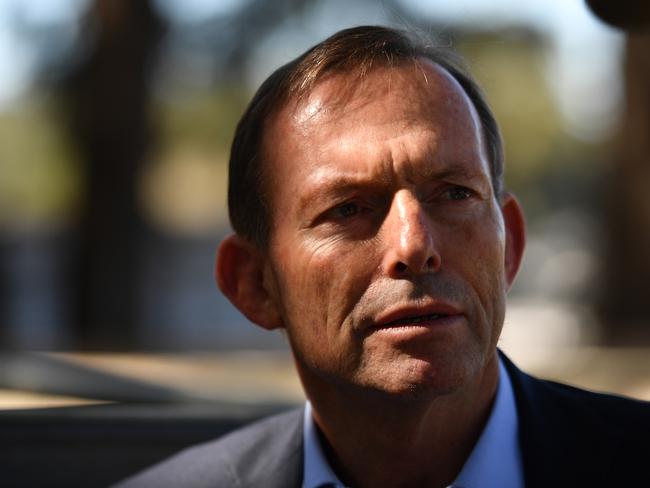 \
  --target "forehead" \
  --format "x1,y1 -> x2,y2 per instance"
264,59 -> 484,158
261,60 -> 488,209
279,59 -> 480,138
